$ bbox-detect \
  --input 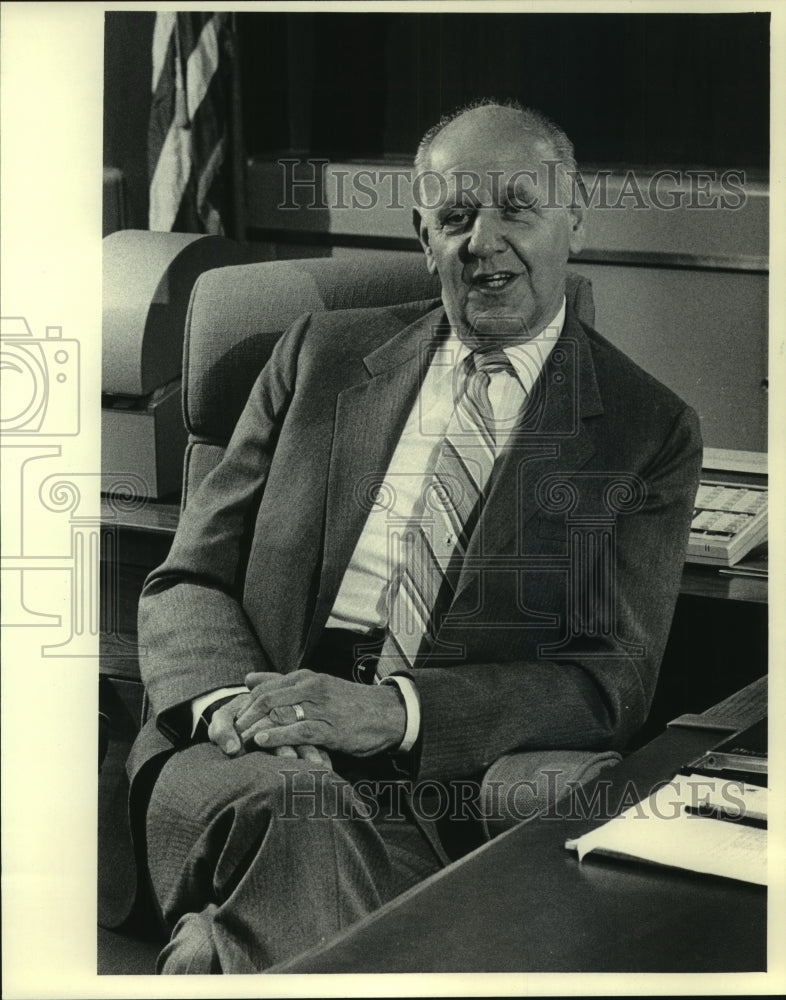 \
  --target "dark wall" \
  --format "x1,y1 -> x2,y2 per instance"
104,11 -> 769,228
239,12 -> 769,168
104,11 -> 155,228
